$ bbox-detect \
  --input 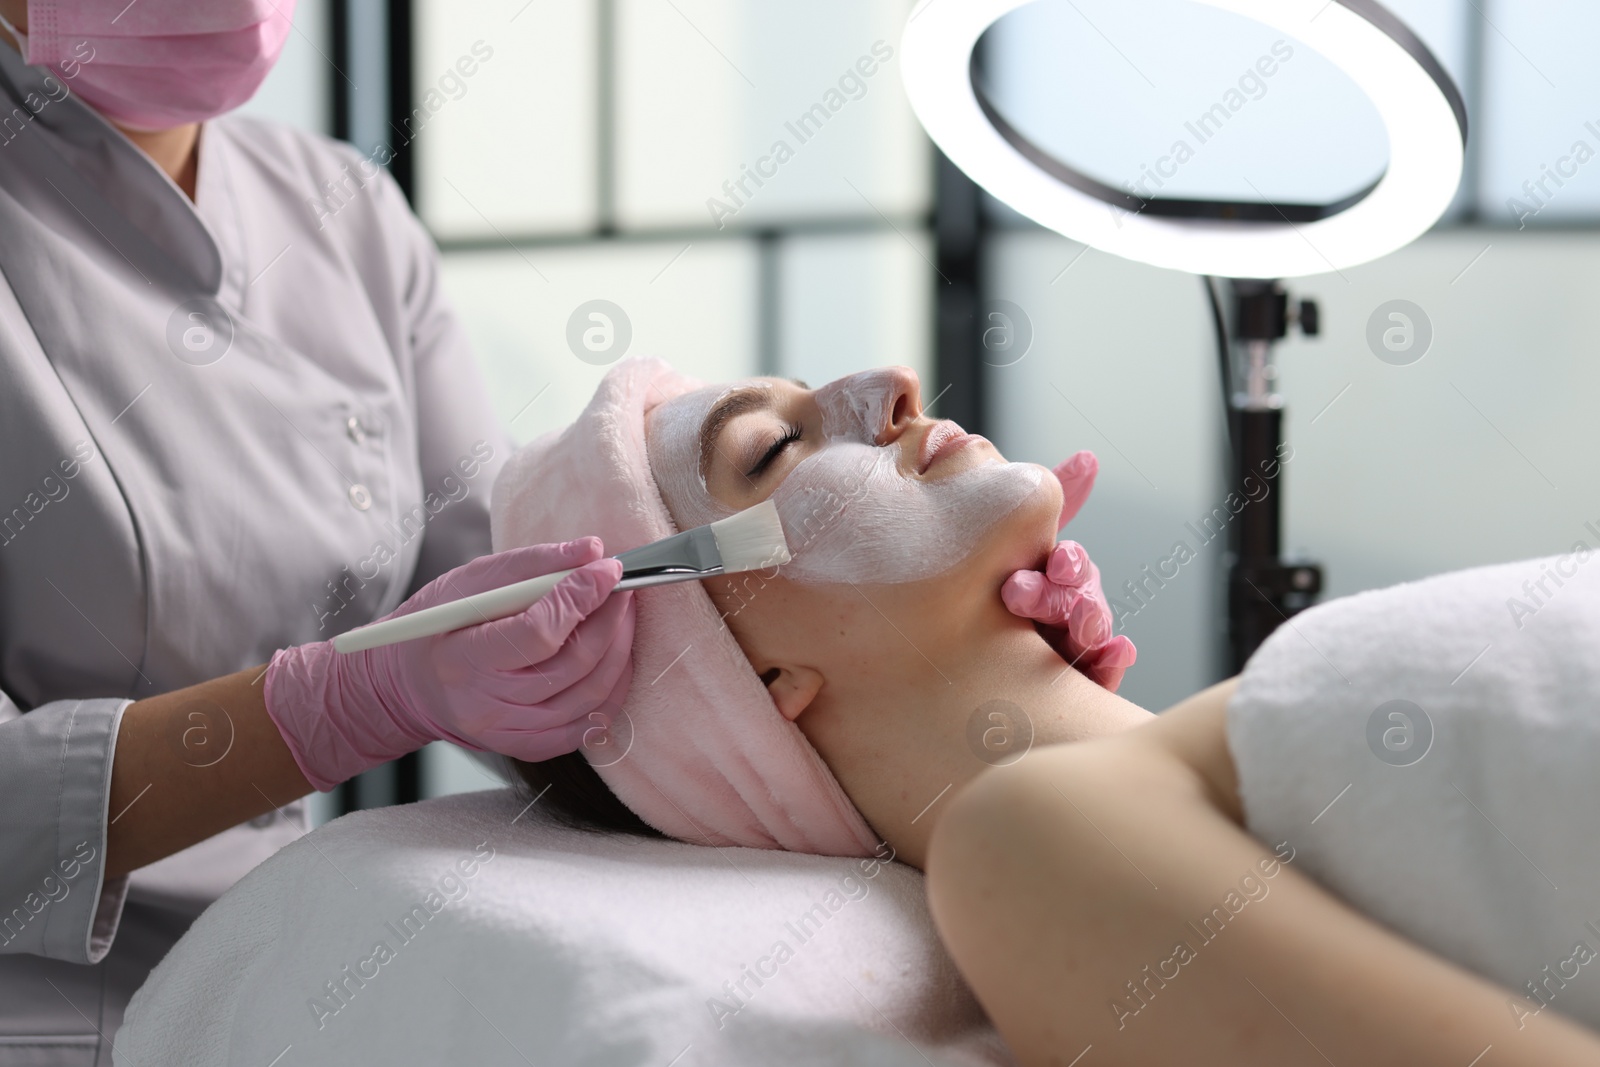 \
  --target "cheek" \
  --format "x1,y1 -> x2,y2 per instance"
980,473 -> 1062,574
775,446 -> 1045,585
710,575 -> 851,659
706,567 -> 781,623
